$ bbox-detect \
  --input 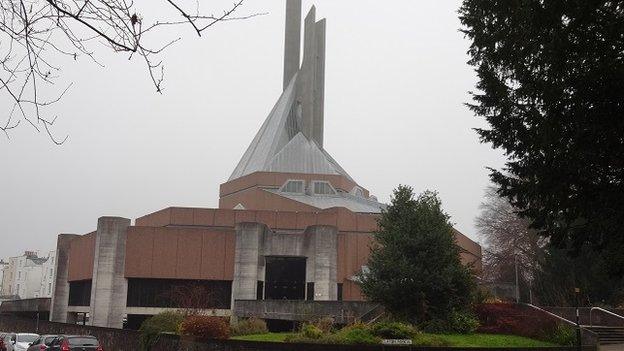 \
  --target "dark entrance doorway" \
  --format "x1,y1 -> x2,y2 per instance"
264,256 -> 306,300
